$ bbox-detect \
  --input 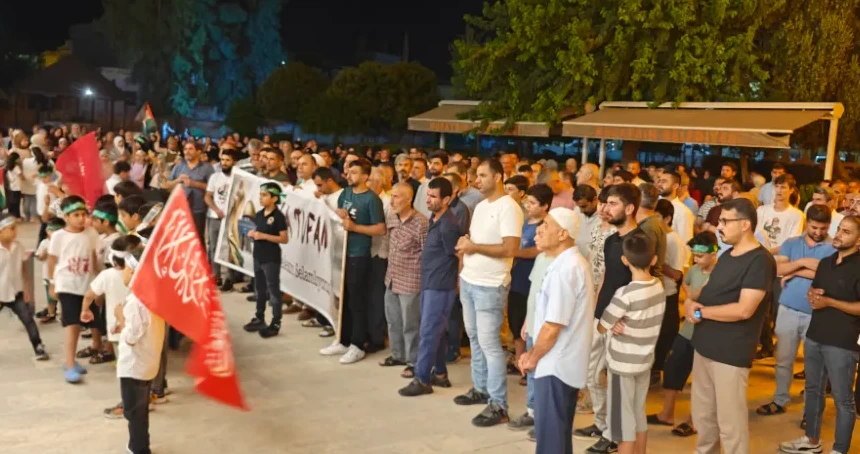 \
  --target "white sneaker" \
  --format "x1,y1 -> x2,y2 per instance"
320,341 -> 348,356
339,345 -> 366,364
779,435 -> 822,453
